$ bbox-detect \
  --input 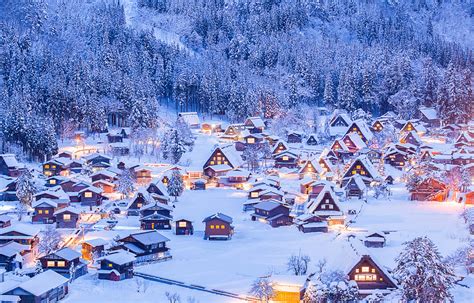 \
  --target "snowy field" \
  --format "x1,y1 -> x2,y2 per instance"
63,185 -> 471,302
